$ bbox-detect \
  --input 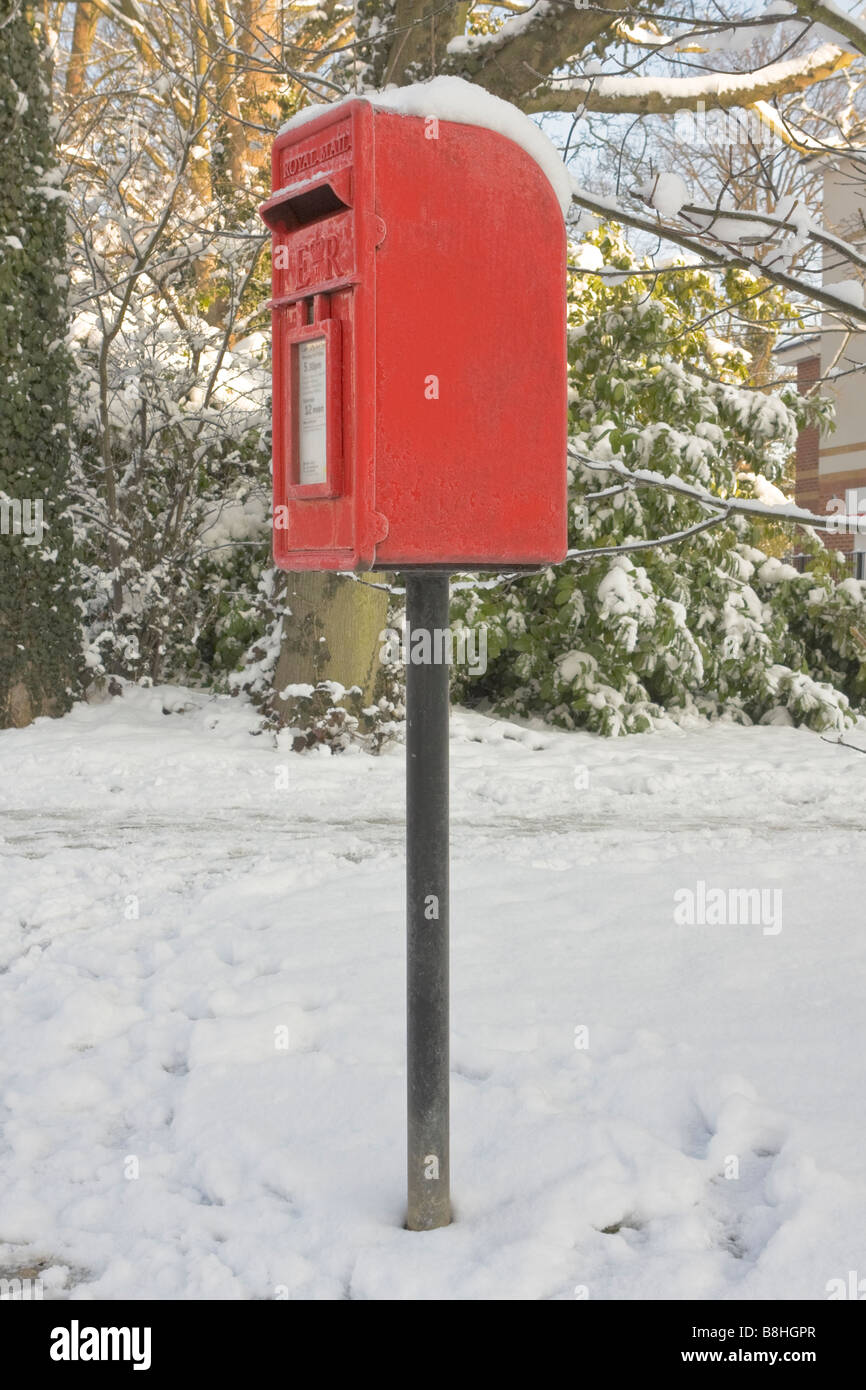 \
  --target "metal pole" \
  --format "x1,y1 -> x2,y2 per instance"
405,572 -> 451,1231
